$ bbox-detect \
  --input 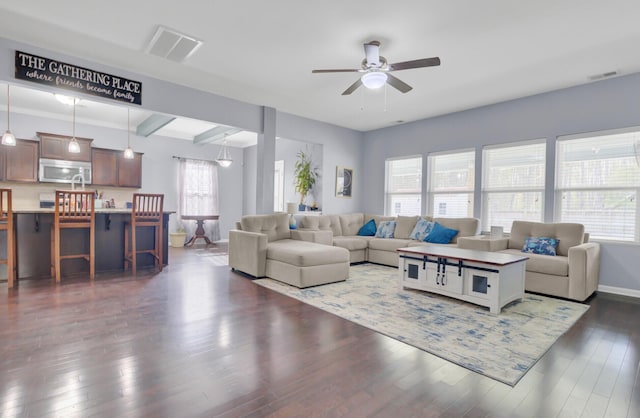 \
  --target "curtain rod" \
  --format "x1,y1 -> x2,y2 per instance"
172,156 -> 218,164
